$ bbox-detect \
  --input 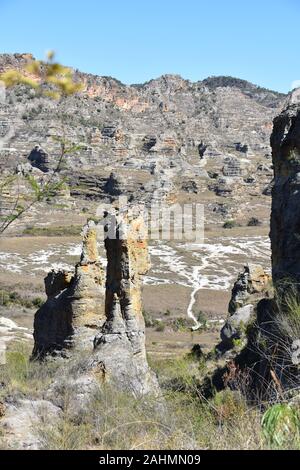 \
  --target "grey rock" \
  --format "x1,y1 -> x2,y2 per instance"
270,101 -> 300,284
1,399 -> 61,449
88,207 -> 160,396
221,304 -> 254,346
32,221 -> 105,358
